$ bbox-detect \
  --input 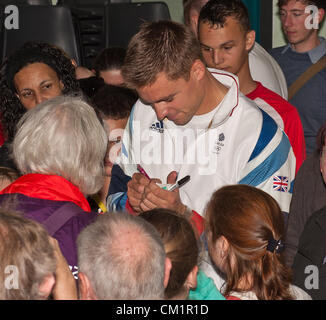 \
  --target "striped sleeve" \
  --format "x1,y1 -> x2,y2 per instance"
107,164 -> 131,212
238,109 -> 295,213
107,103 -> 138,212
